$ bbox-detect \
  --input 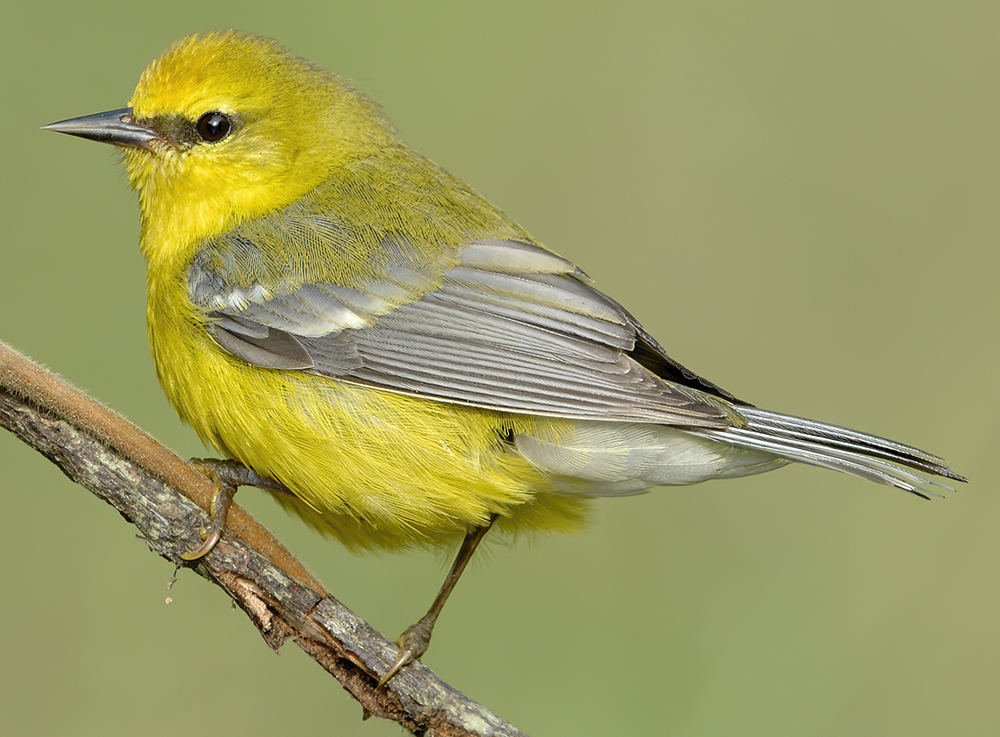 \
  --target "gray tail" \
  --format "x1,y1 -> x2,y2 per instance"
692,405 -> 966,499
